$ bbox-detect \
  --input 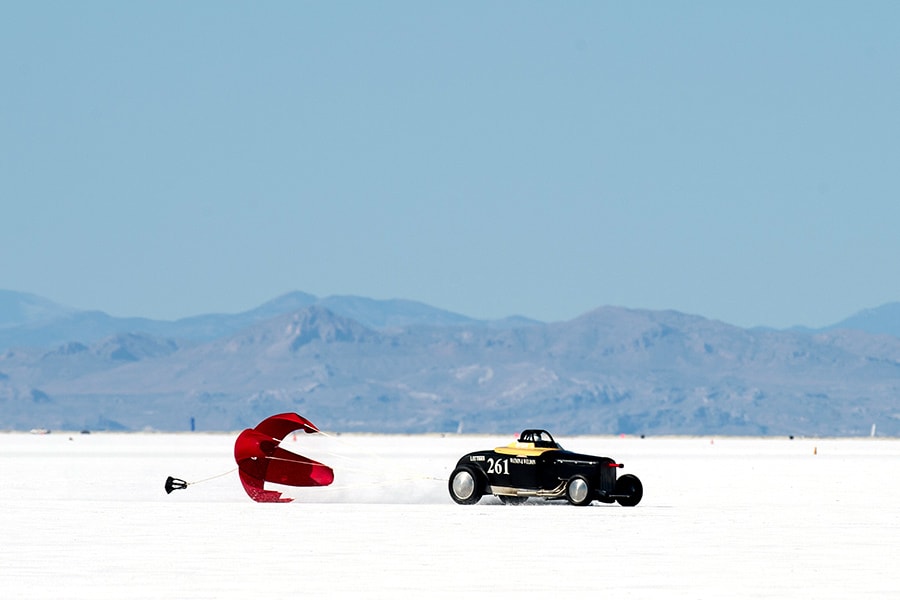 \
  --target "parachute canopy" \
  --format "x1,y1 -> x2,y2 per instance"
233,413 -> 334,503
